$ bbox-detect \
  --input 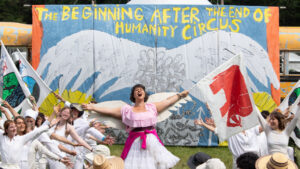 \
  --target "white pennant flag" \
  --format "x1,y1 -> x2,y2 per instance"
278,80 -> 300,148
17,49 -> 53,107
193,54 -> 258,141
0,41 -> 32,115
